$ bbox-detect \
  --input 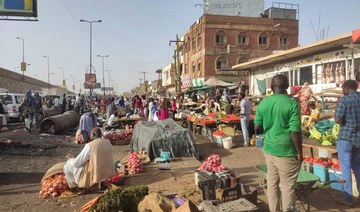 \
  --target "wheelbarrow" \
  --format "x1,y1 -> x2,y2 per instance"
255,164 -> 344,212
